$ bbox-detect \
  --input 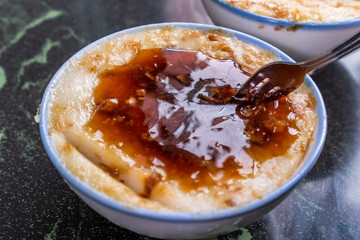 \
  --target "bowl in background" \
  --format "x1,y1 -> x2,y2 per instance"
39,22 -> 327,239
202,0 -> 360,61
